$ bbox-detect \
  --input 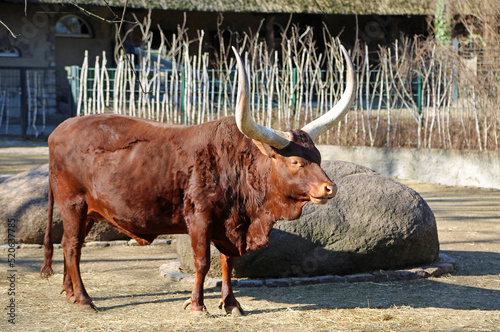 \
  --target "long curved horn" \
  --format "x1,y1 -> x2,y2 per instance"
232,46 -> 291,149
301,45 -> 357,141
